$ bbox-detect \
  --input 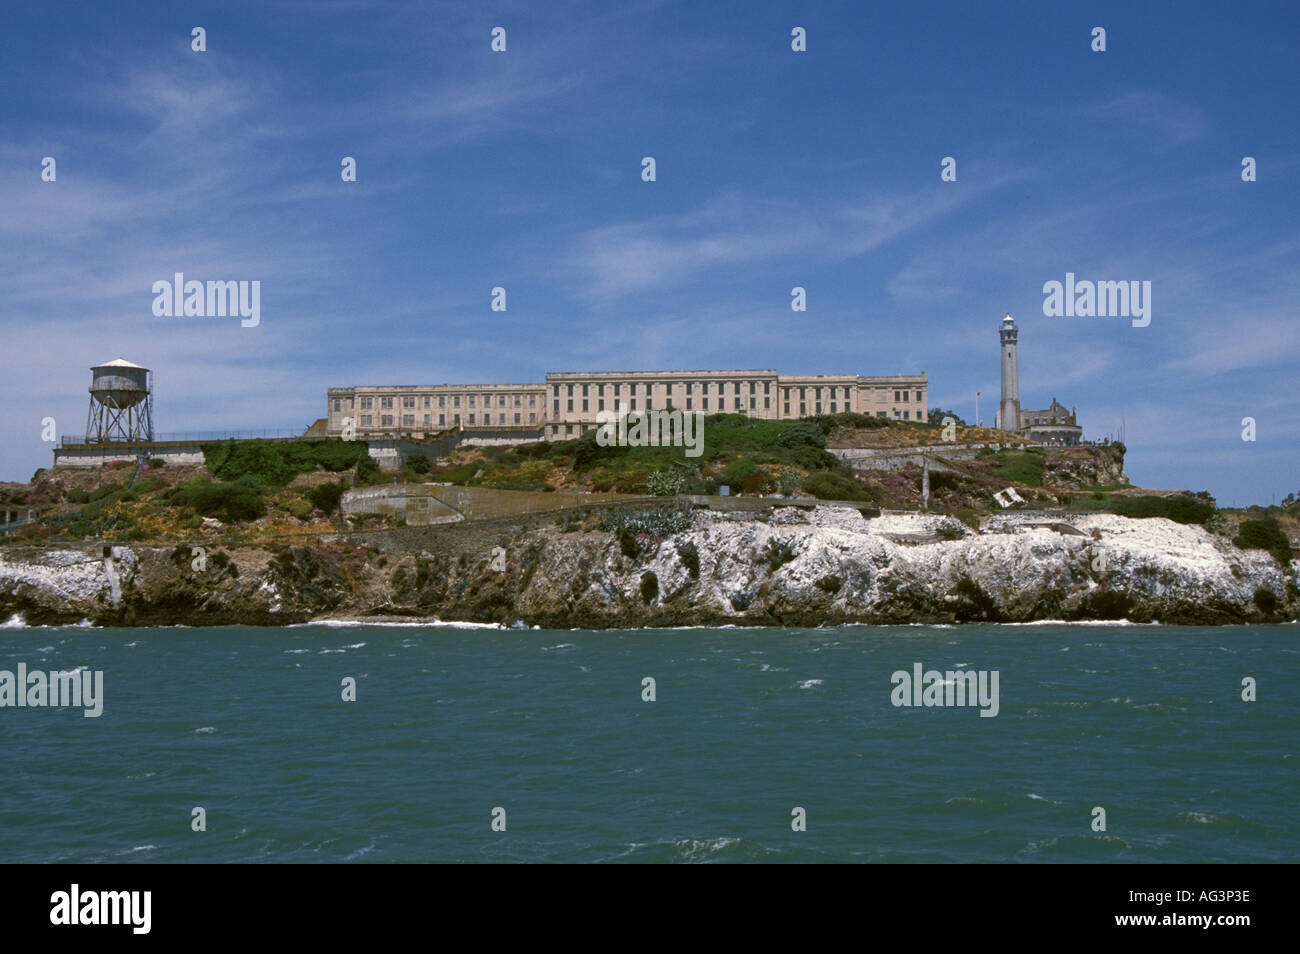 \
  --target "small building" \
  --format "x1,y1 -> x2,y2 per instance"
1019,398 -> 1083,446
